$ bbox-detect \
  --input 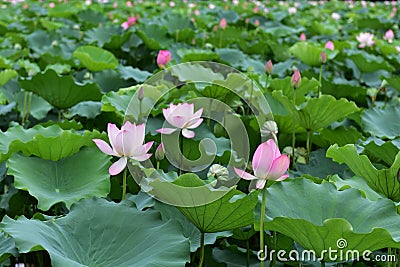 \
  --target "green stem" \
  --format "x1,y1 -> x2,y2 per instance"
260,186 -> 267,267
199,232 -> 205,267
318,65 -> 323,97
156,161 -> 160,170
248,82 -> 254,115
306,130 -> 312,163
246,239 -> 250,267
122,167 -> 127,200
179,134 -> 183,175
291,90 -> 297,169
139,99 -> 142,123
